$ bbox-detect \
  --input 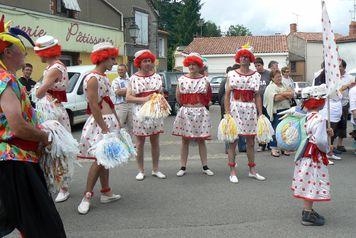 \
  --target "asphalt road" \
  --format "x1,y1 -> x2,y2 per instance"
6,105 -> 356,238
